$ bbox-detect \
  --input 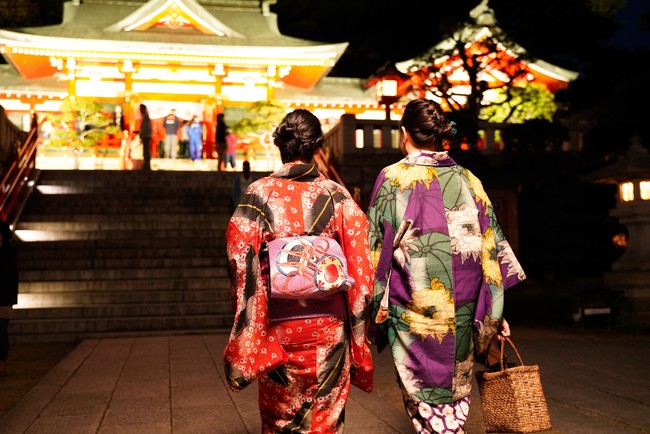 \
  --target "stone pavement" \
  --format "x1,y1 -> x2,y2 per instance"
0,327 -> 649,434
